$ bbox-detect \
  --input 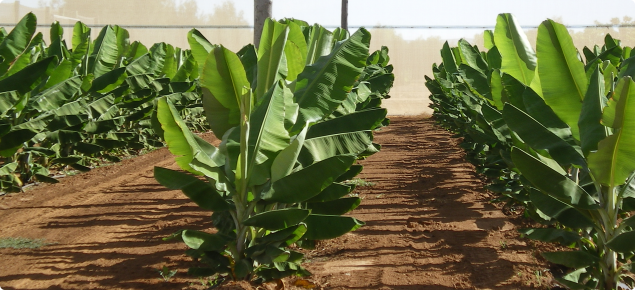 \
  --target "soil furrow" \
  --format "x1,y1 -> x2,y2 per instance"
0,116 -> 551,290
